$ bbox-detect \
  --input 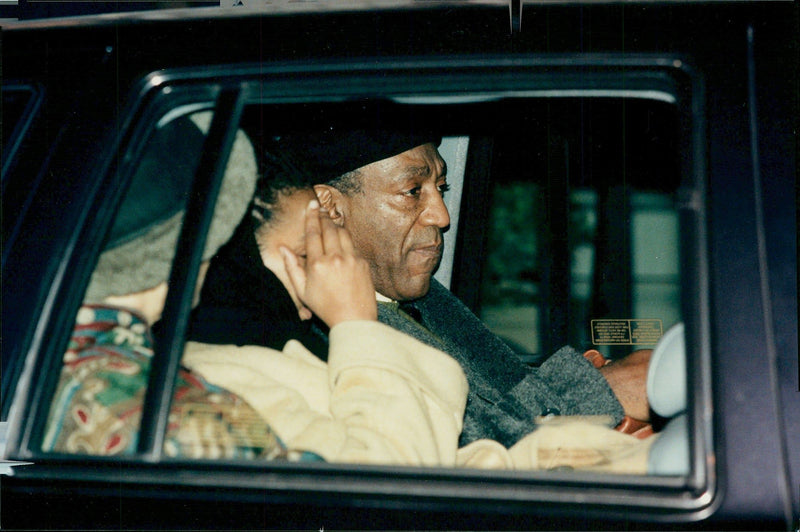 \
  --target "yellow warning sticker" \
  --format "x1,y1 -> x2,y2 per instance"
591,319 -> 663,345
